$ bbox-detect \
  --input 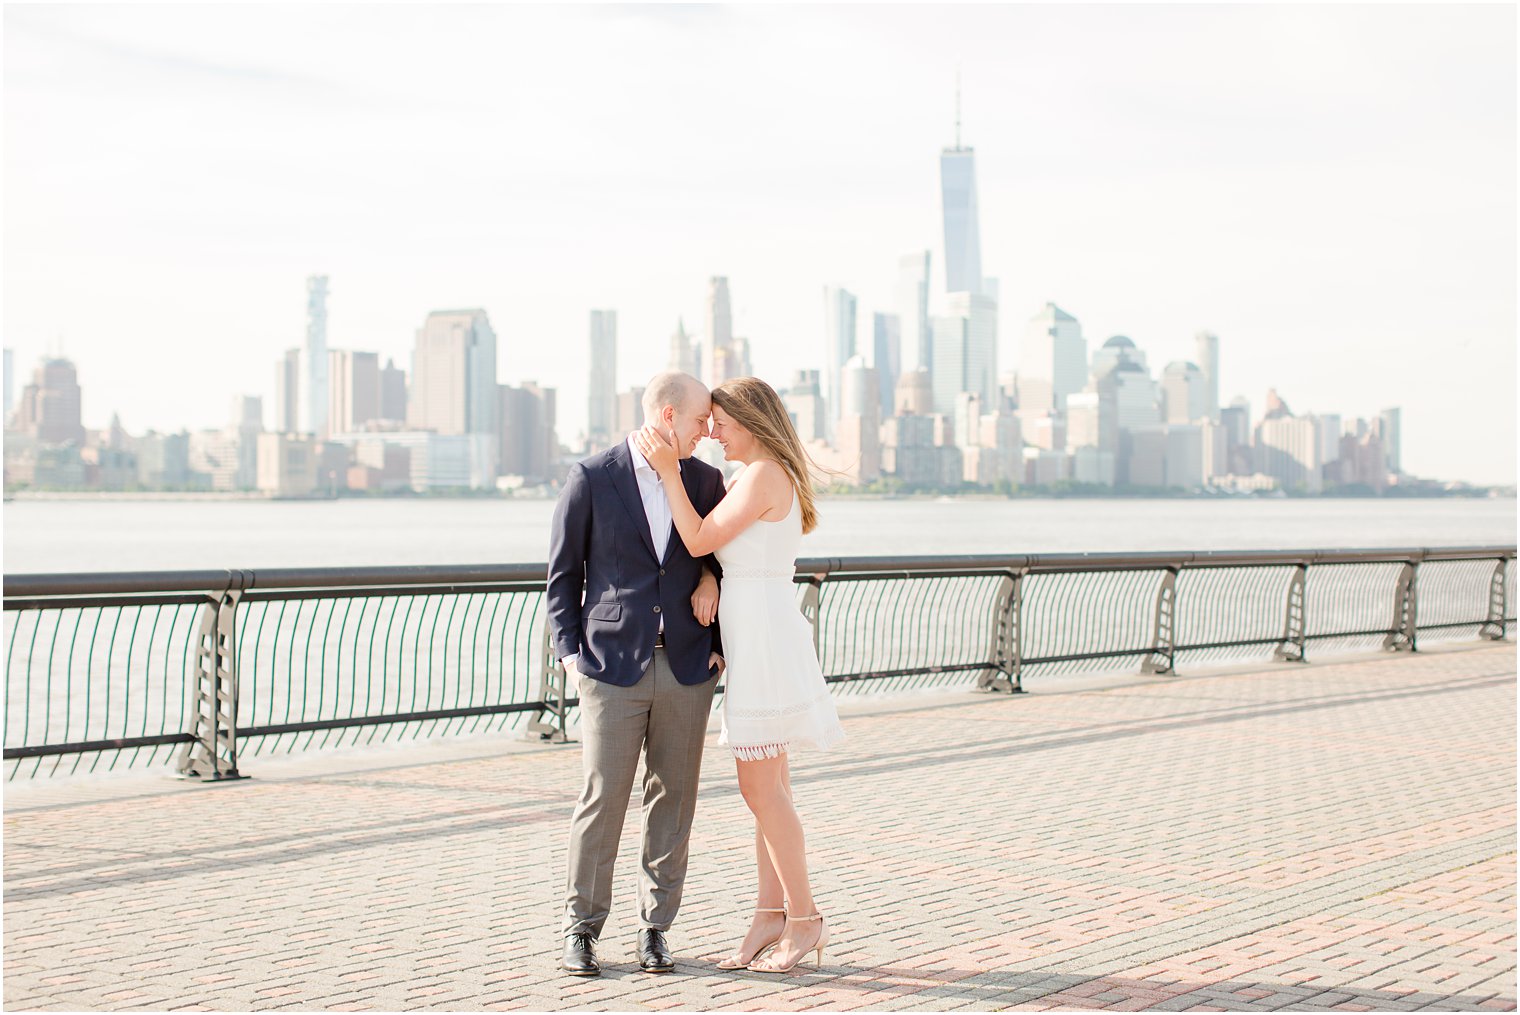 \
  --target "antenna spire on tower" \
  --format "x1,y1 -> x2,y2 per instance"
954,70 -> 961,149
